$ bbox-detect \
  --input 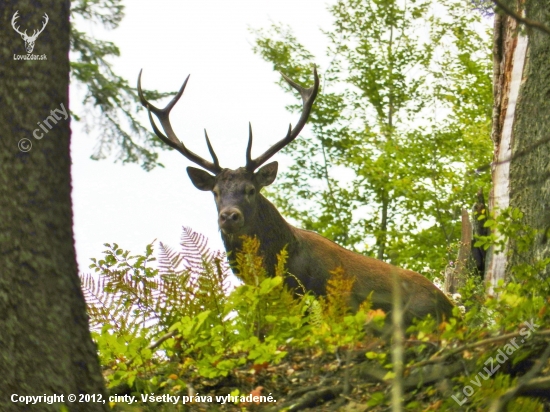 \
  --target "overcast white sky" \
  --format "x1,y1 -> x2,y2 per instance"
71,0 -> 333,272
